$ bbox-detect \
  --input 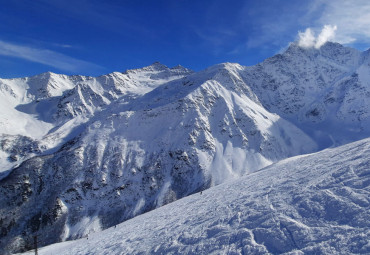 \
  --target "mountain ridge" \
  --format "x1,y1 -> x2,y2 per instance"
1,42 -> 370,254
